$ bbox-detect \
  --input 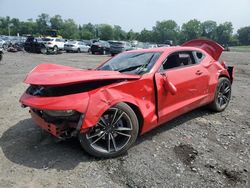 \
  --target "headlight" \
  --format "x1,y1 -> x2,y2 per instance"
43,110 -> 76,117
